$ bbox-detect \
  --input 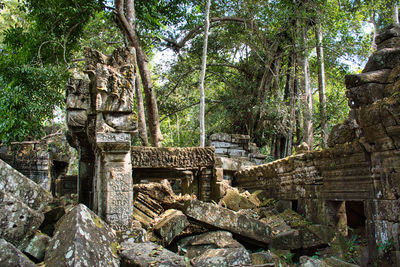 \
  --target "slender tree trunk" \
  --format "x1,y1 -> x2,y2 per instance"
371,2 -> 378,51
287,52 -> 296,156
135,68 -> 149,146
315,20 -> 327,148
299,24 -> 313,149
199,0 -> 211,147
116,0 -> 163,147
394,0 -> 399,24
